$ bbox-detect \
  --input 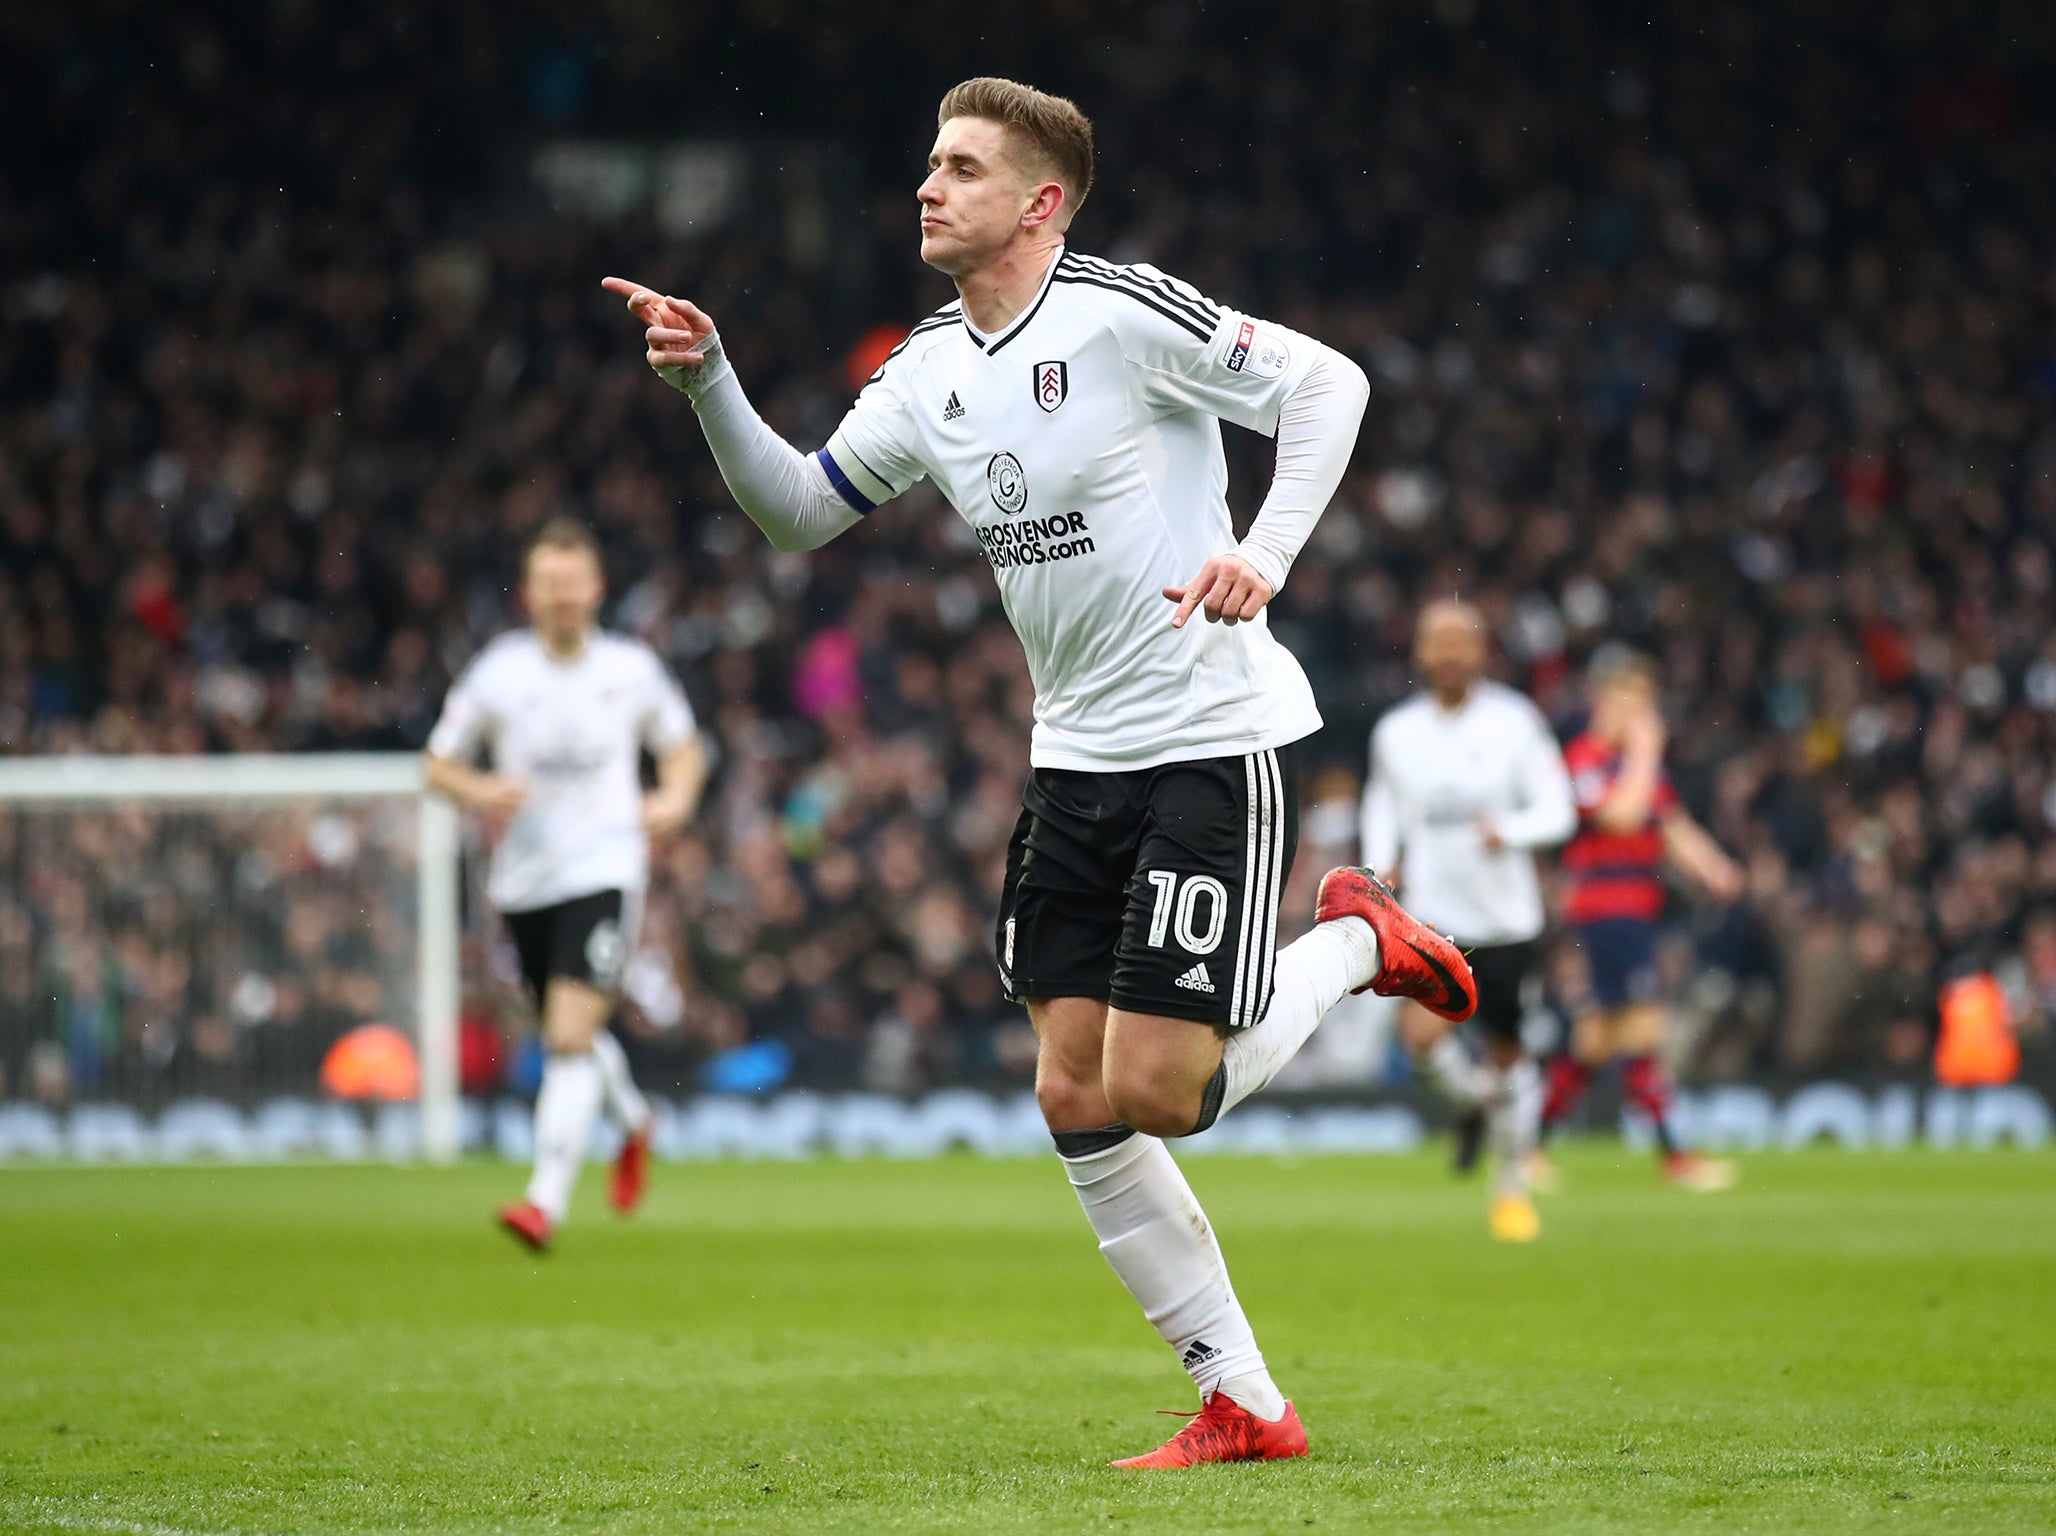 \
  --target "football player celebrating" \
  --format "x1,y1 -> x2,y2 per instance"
604,78 -> 1473,1465
426,519 -> 706,1249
